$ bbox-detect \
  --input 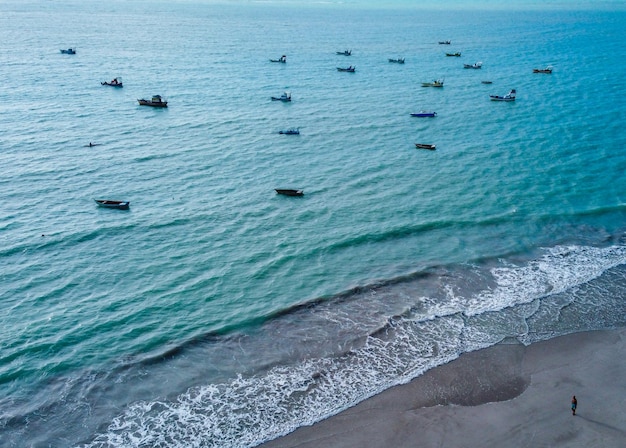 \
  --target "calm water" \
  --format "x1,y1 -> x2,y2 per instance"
1,1 -> 626,446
